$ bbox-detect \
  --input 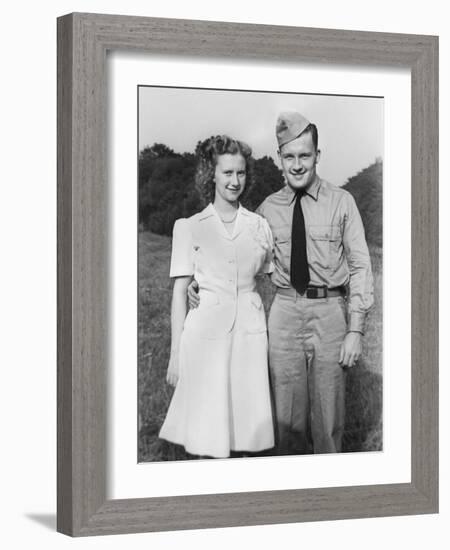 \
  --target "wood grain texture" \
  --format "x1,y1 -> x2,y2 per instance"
57,13 -> 74,535
410,36 -> 439,506
57,12 -> 439,537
